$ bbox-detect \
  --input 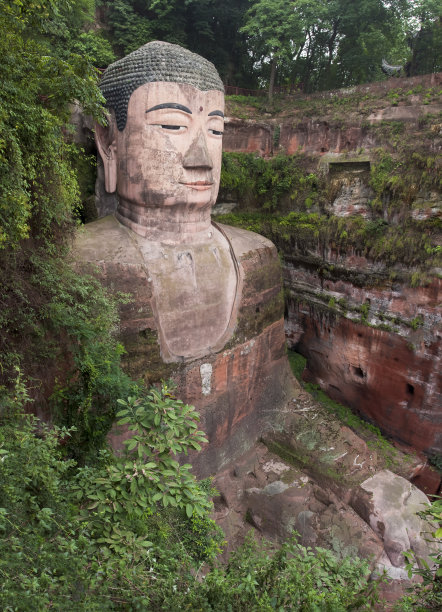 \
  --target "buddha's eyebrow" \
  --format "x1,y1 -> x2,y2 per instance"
146,103 -> 192,114
208,110 -> 224,117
